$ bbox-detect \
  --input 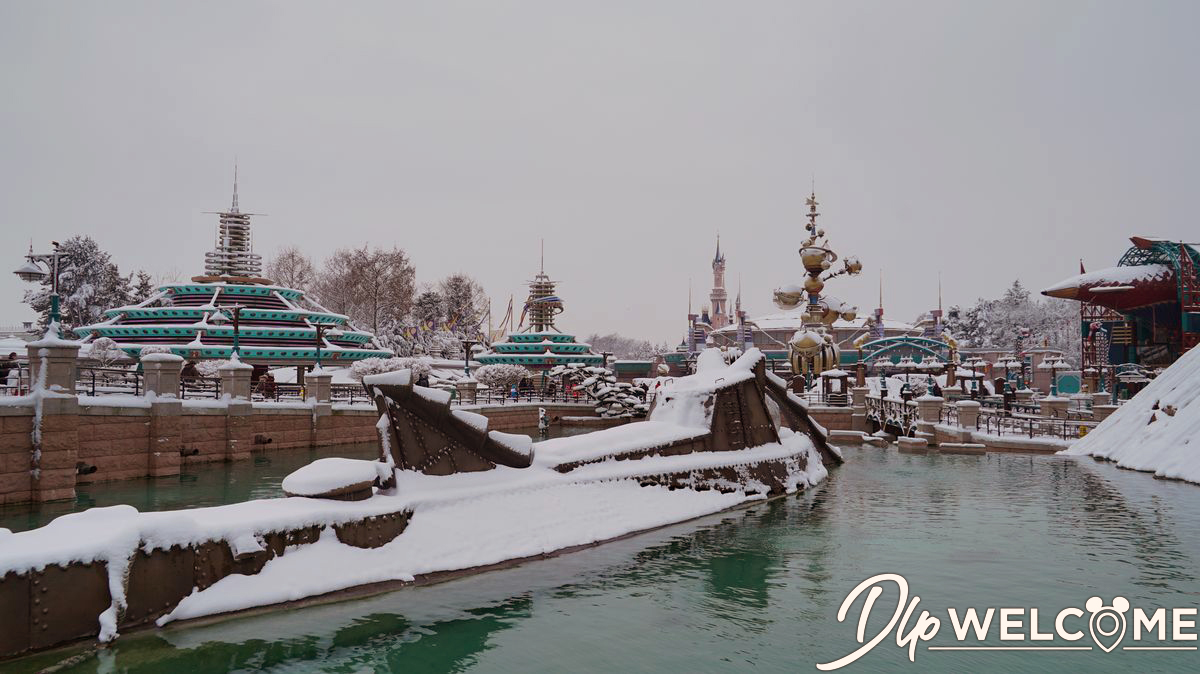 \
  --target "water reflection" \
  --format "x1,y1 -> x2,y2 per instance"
0,443 -> 380,533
